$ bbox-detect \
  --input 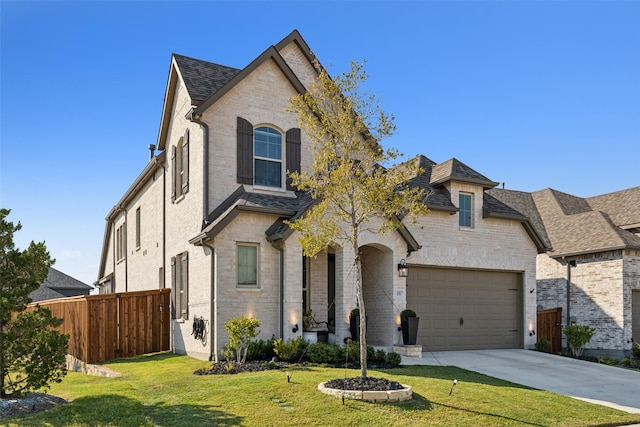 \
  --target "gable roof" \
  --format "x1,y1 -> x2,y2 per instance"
29,268 -> 93,303
491,186 -> 640,258
172,54 -> 241,104
430,158 -> 499,189
157,30 -> 310,150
